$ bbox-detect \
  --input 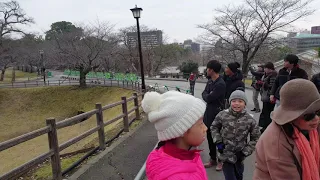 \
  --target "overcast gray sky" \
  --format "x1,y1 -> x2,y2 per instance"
17,0 -> 320,43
